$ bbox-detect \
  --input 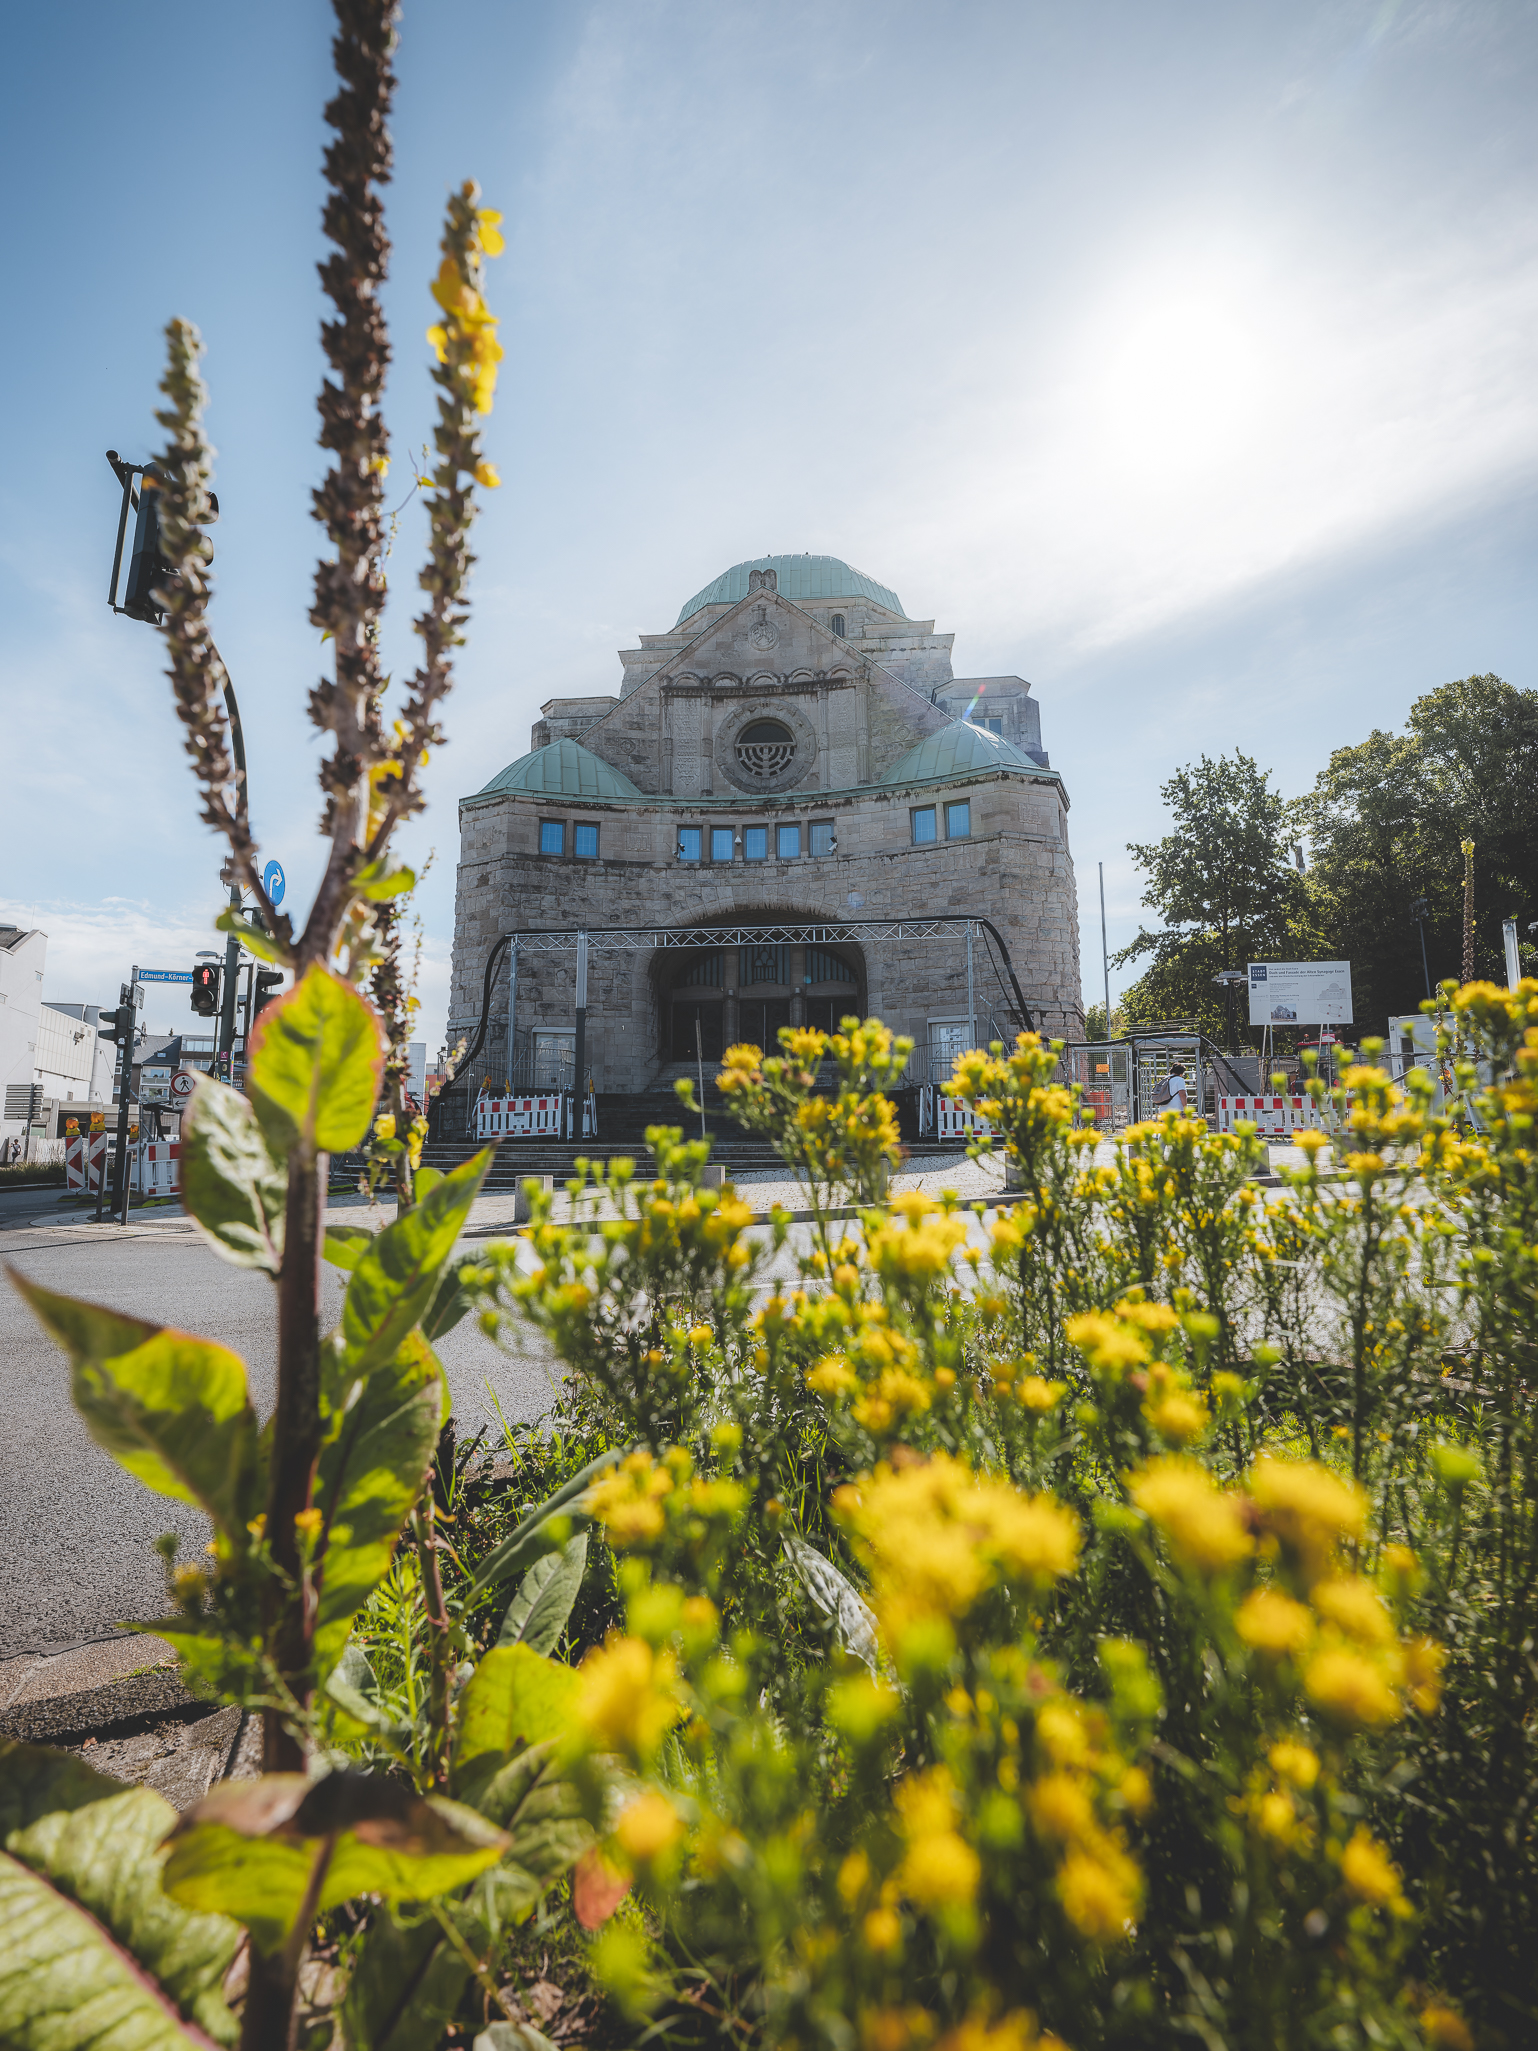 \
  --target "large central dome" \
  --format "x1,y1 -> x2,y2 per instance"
676,554 -> 905,627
